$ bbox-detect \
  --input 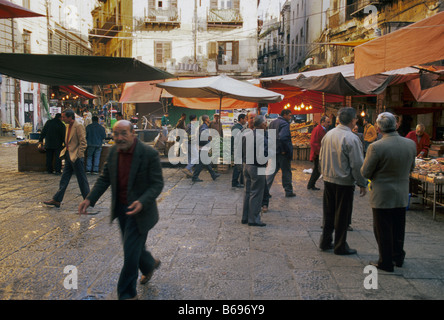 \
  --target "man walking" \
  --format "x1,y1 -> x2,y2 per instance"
182,114 -> 198,177
43,109 -> 89,208
39,113 -> 66,174
79,120 -> 164,300
266,109 -> 295,197
307,115 -> 330,190
361,112 -> 416,272
231,113 -> 246,188
85,116 -> 106,174
191,115 -> 220,182
319,107 -> 367,255
242,115 -> 268,227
